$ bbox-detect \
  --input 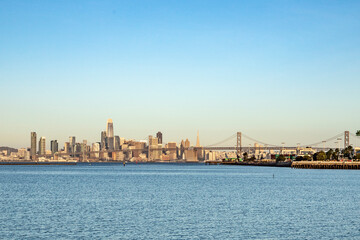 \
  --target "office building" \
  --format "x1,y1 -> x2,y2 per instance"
50,140 -> 58,154
101,131 -> 107,150
148,136 -> 159,160
69,136 -> 75,153
91,143 -> 100,158
64,142 -> 70,153
156,131 -> 163,144
30,132 -> 37,159
167,142 -> 177,160
108,137 -> 114,151
75,143 -> 82,153
39,137 -> 46,155
106,119 -> 114,138
114,136 -> 120,150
